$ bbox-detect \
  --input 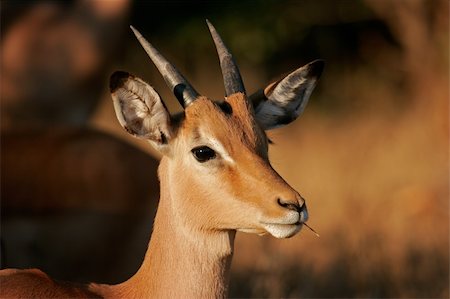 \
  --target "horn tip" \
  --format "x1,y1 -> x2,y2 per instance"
129,25 -> 141,38
206,19 -> 216,33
